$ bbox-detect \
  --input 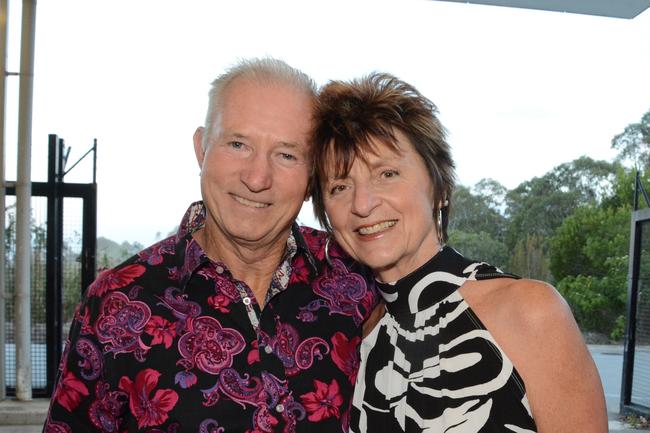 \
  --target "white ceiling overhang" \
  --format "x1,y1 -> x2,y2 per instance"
433,0 -> 650,18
